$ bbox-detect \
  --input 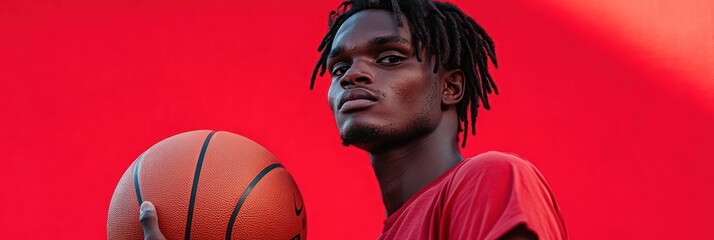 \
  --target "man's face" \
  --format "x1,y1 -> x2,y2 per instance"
326,9 -> 443,151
